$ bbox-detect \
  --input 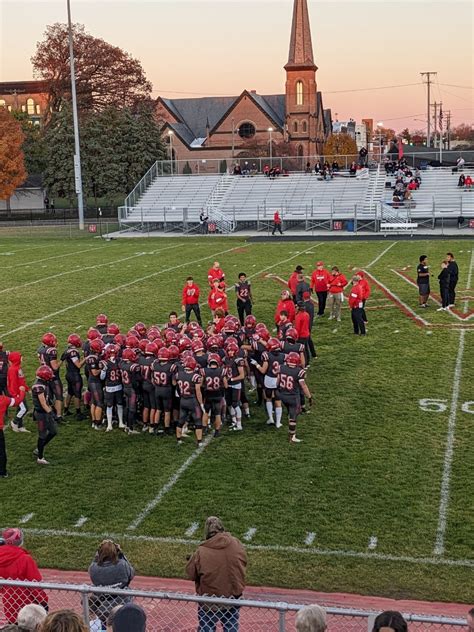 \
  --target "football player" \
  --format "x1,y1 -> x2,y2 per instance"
119,348 -> 142,435
277,352 -> 312,444
223,342 -> 245,430
31,365 -> 57,465
38,332 -> 63,422
86,338 -> 105,429
100,344 -> 125,432
0,342 -> 9,396
252,337 -> 285,428
151,347 -> 176,435
235,272 -> 253,325
201,353 -> 227,437
139,342 -> 158,433
173,355 -> 205,447
62,334 -> 86,420
95,314 -> 108,336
